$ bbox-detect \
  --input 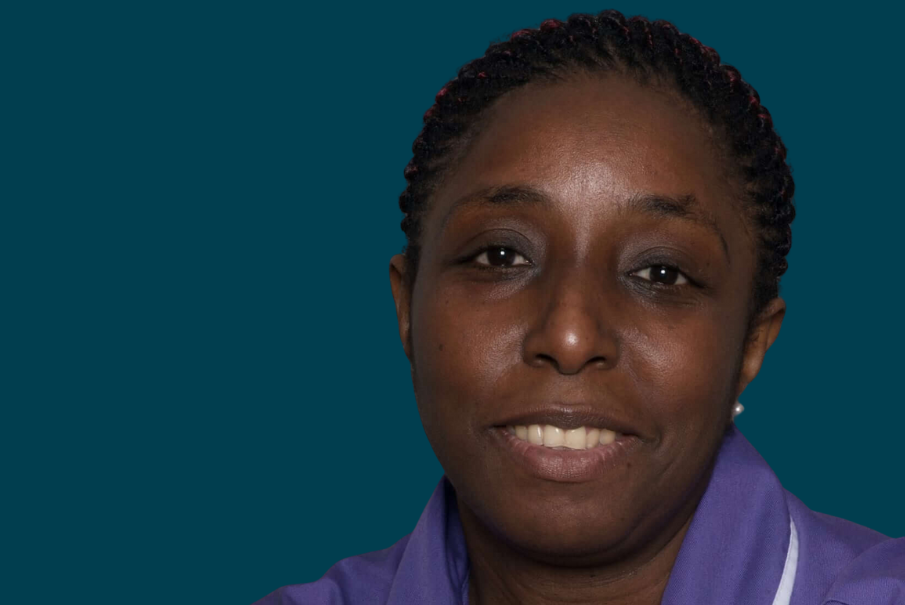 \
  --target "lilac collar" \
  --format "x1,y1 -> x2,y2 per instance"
385,426 -> 796,605
257,425 -> 904,605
